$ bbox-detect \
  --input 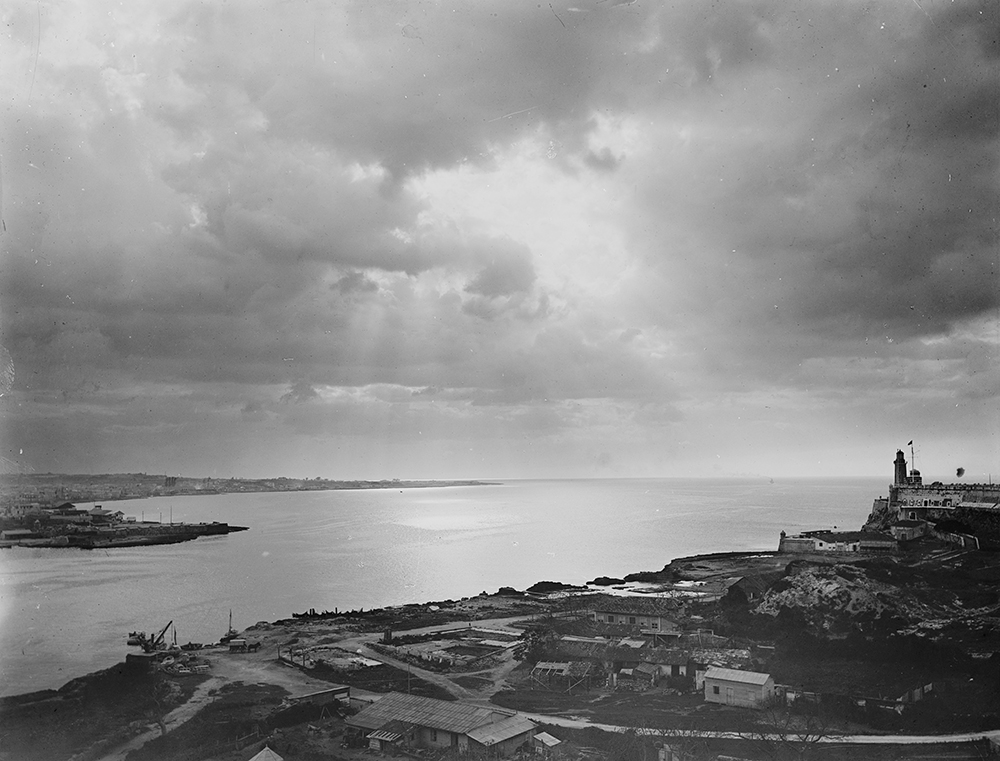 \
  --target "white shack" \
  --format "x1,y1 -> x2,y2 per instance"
703,667 -> 775,708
